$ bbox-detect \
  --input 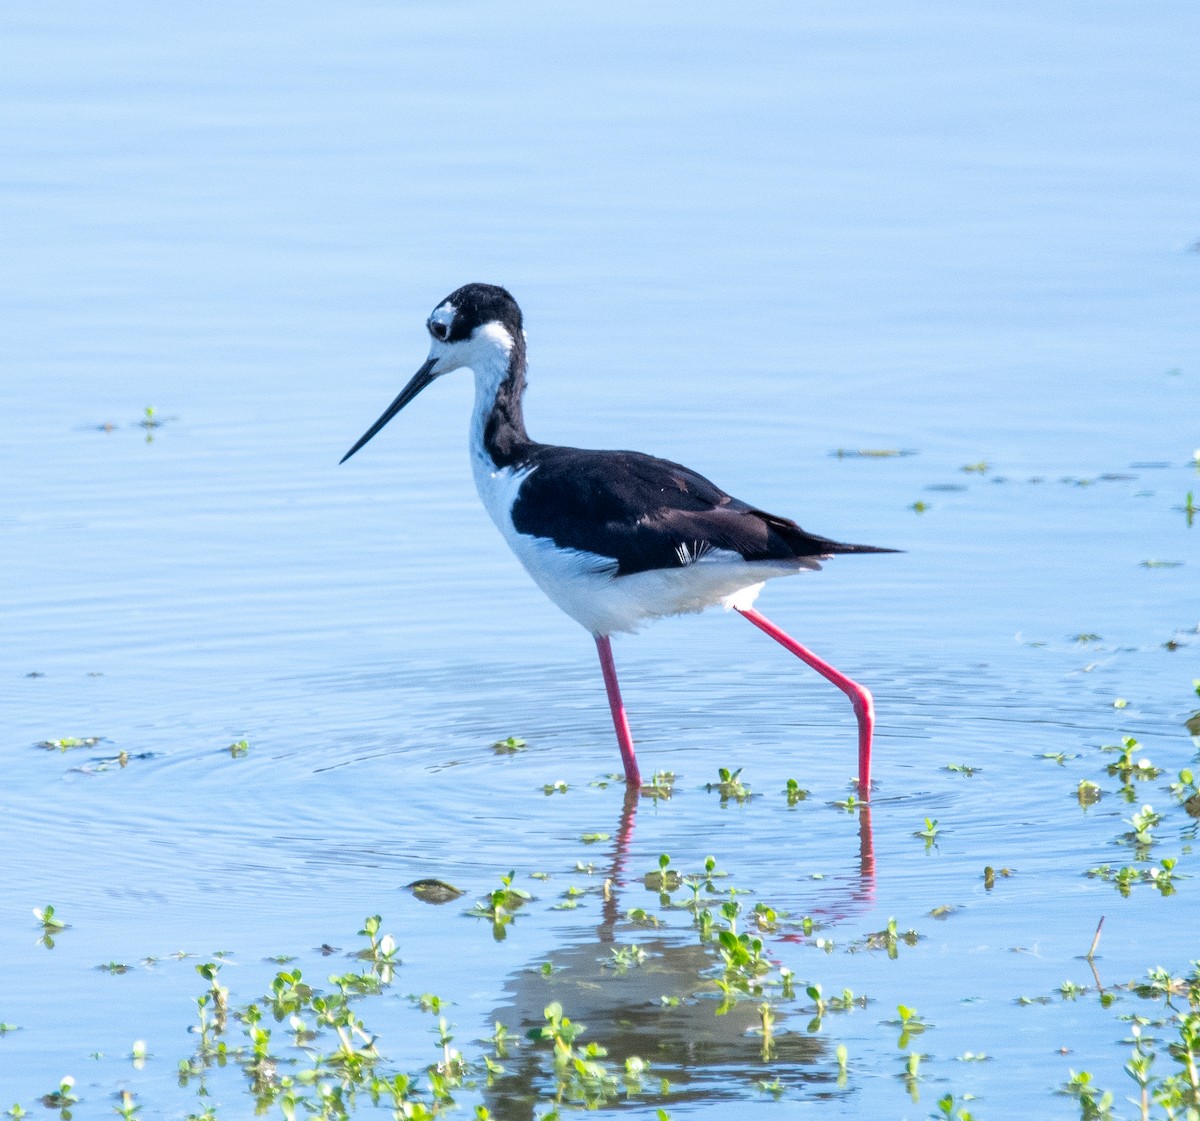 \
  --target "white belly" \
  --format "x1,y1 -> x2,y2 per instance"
471,459 -> 802,636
